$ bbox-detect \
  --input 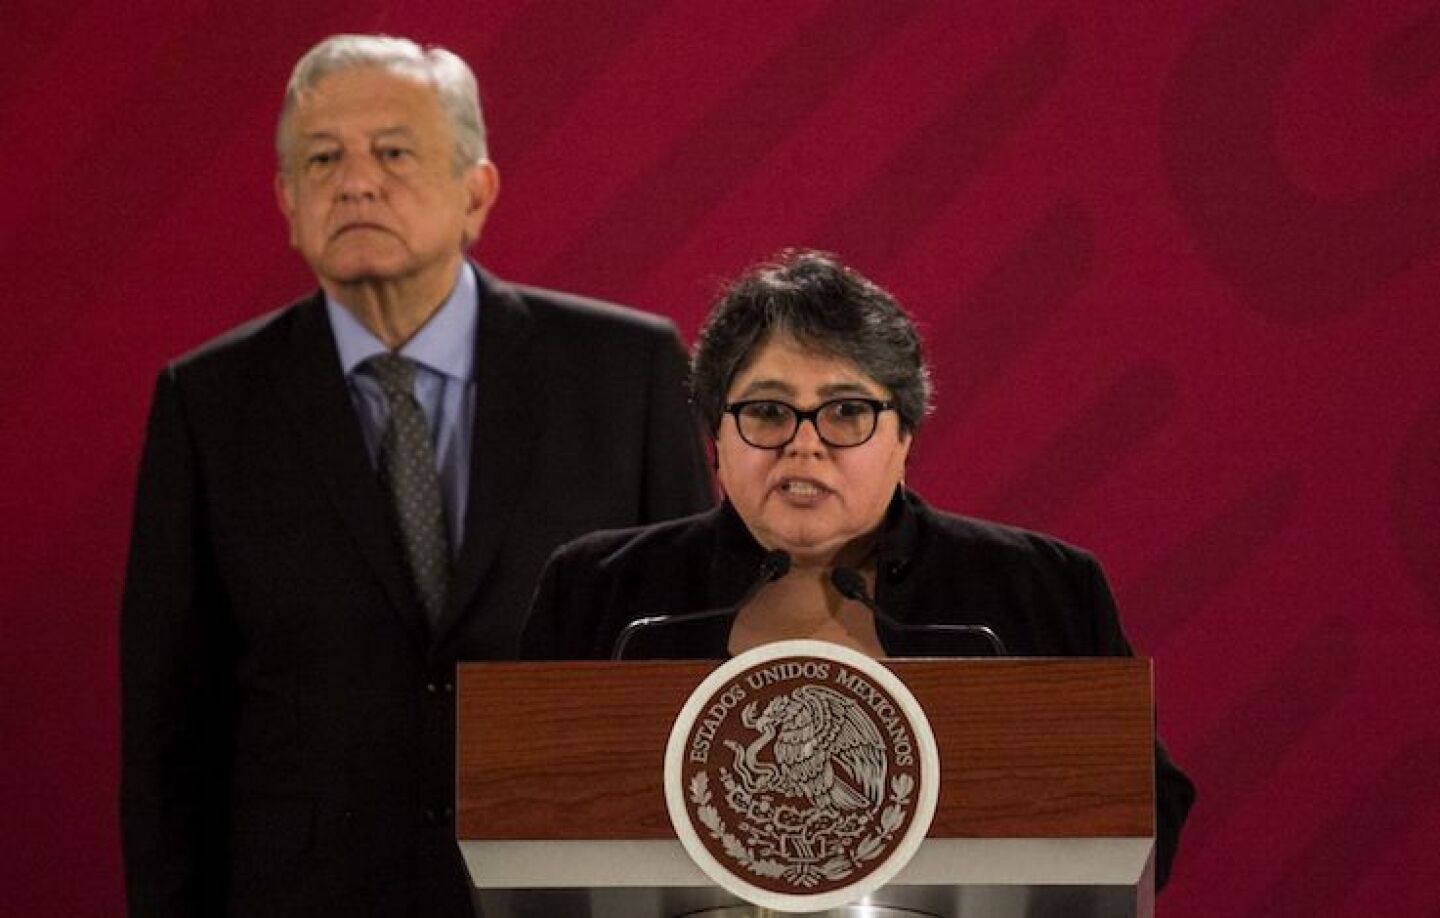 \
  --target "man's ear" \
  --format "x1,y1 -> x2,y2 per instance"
460,160 -> 500,248
274,172 -> 299,248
